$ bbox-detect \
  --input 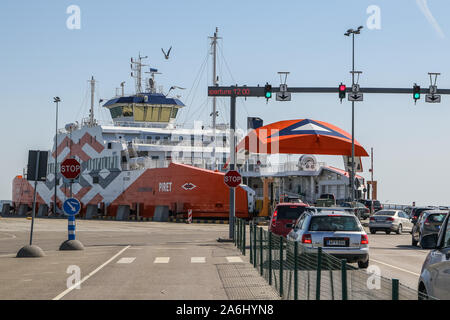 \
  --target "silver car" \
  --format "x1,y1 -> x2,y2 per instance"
368,210 -> 413,235
287,209 -> 369,268
418,212 -> 450,299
